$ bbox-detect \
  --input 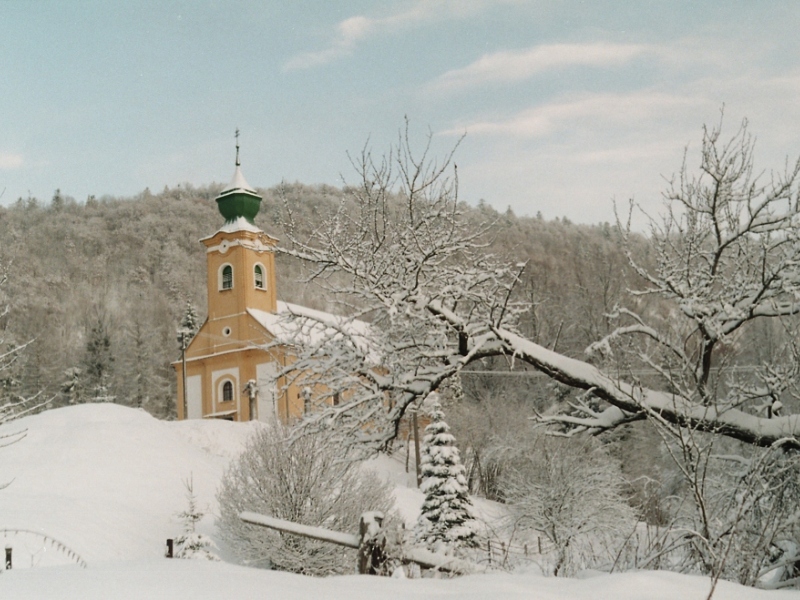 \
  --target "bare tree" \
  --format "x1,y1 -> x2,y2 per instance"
274,118 -> 800,455
276,123 -> 525,454
0,265 -> 49,489
0,270 -> 46,422
216,422 -> 397,576
269,118 -> 800,588
660,426 -> 800,589
500,434 -> 636,577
